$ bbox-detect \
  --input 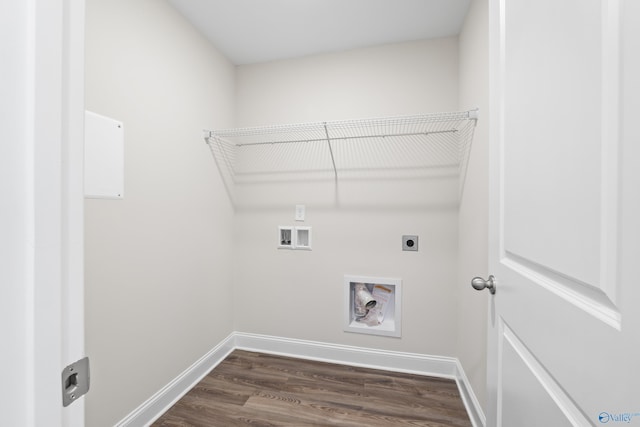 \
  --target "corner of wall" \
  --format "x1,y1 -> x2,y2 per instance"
456,0 -> 490,414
